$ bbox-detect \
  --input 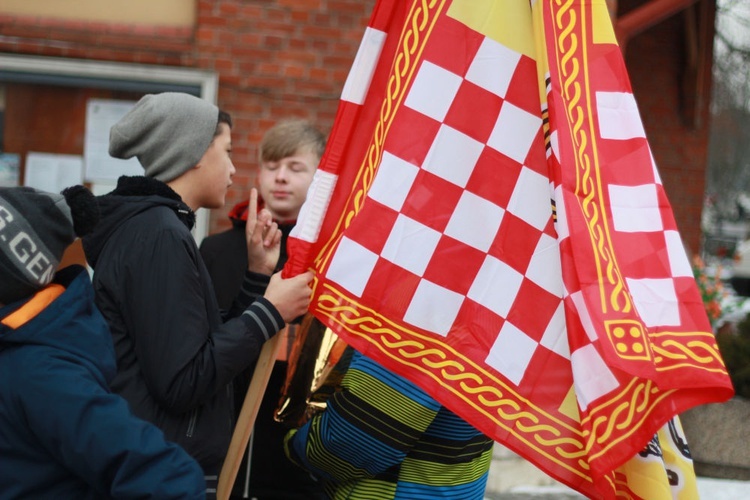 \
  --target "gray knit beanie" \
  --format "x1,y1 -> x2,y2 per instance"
0,186 -> 99,305
109,92 -> 219,182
